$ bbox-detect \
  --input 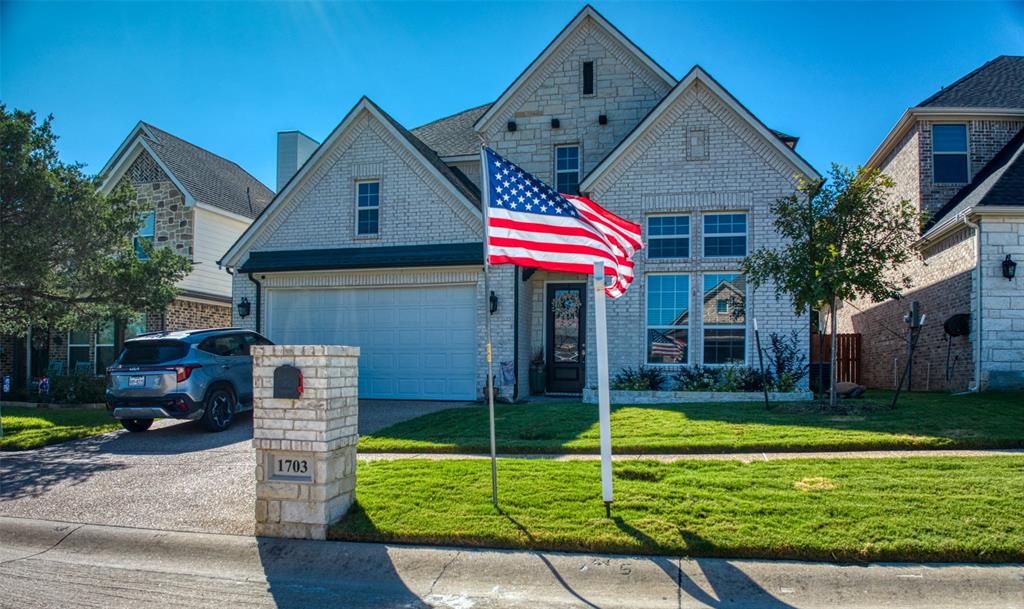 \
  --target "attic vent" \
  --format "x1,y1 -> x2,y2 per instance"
582,61 -> 594,95
126,153 -> 164,184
